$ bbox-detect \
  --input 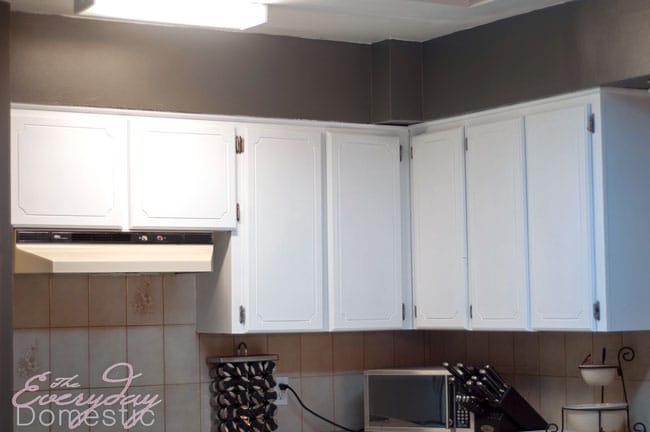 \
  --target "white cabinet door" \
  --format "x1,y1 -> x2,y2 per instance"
411,128 -> 469,329
245,126 -> 324,332
129,117 -> 236,230
526,105 -> 595,330
326,132 -> 403,330
466,118 -> 528,330
11,110 -> 127,229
